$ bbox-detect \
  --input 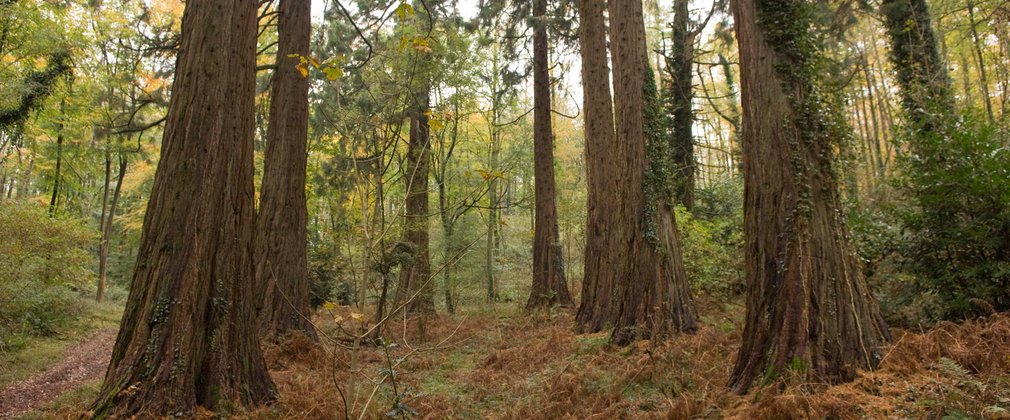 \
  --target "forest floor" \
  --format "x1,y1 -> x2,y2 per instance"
12,301 -> 1010,419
